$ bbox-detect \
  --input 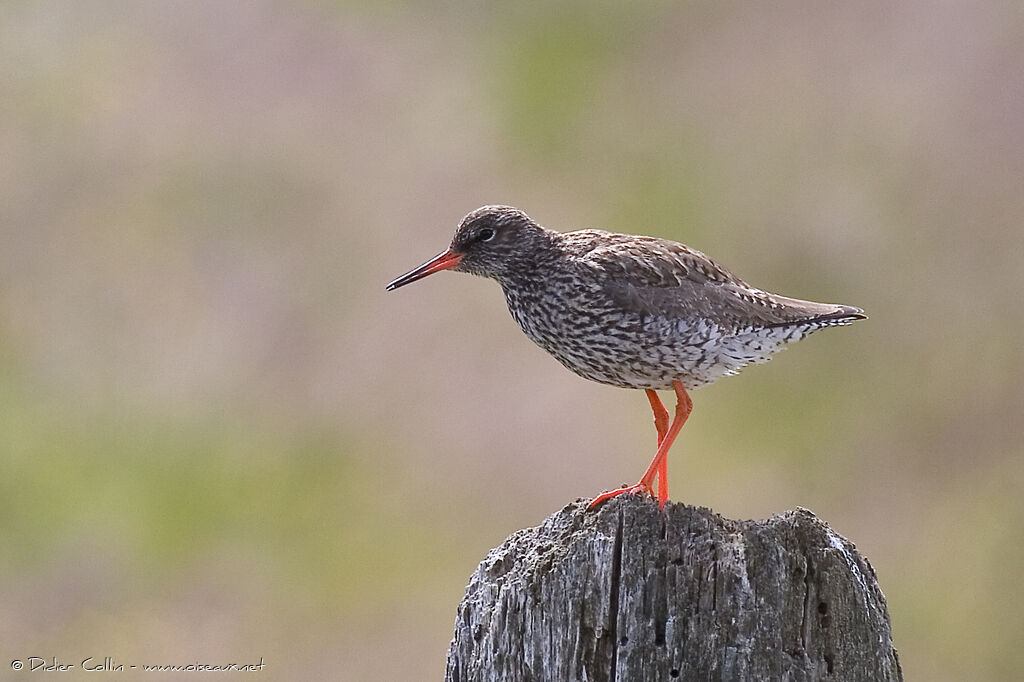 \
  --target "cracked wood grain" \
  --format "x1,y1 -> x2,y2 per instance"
445,496 -> 902,682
